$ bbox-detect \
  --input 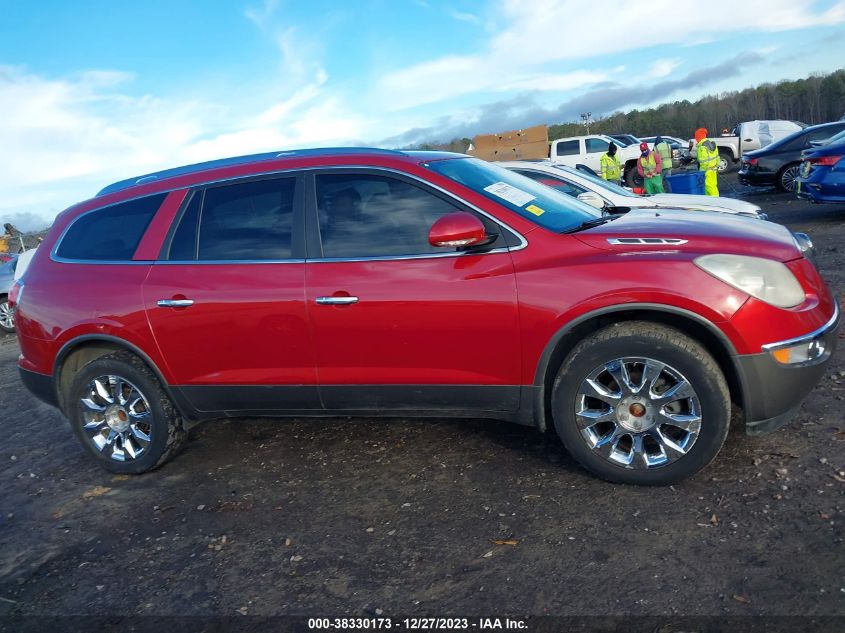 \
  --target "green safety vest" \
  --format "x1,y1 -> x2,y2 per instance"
697,140 -> 719,171
655,142 -> 672,168
639,152 -> 657,176
600,153 -> 621,180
